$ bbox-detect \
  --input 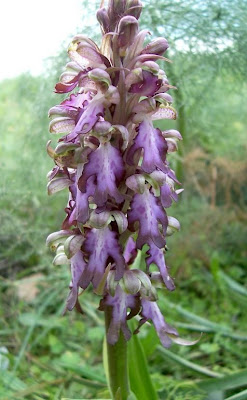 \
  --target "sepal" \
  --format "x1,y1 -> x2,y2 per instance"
46,230 -> 72,251
166,216 -> 181,236
64,234 -> 84,259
